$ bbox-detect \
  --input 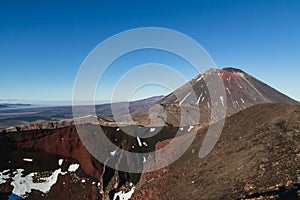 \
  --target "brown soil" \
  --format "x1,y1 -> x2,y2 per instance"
132,103 -> 300,200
